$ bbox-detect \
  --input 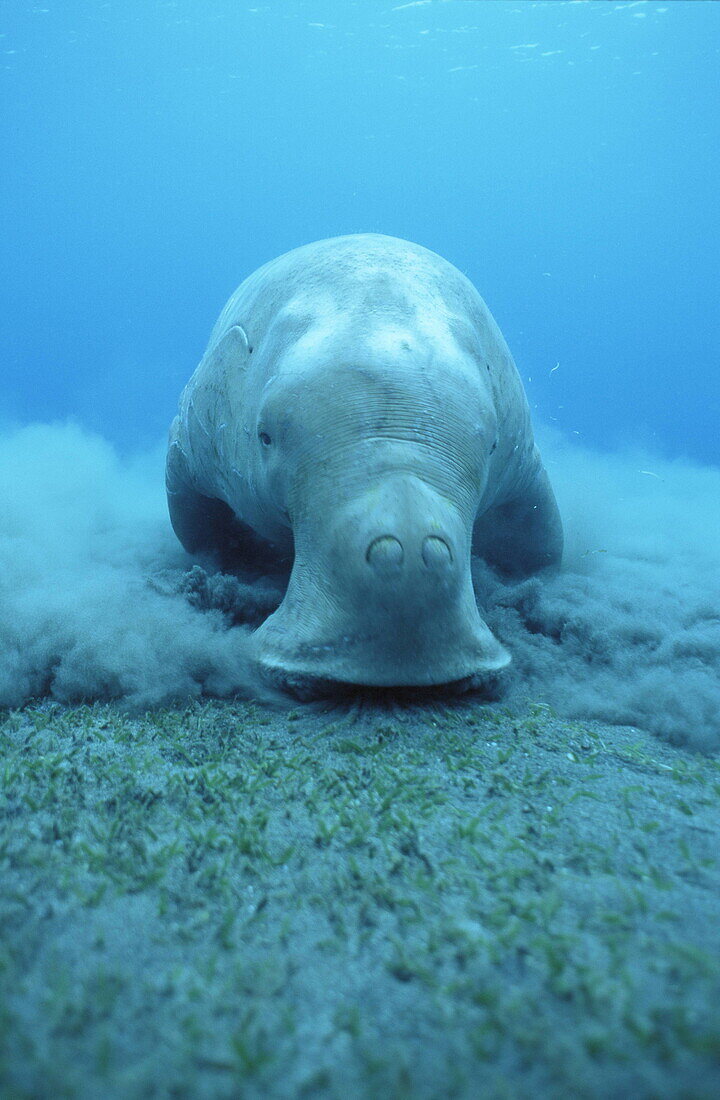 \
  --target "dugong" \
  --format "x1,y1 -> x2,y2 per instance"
166,234 -> 562,692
